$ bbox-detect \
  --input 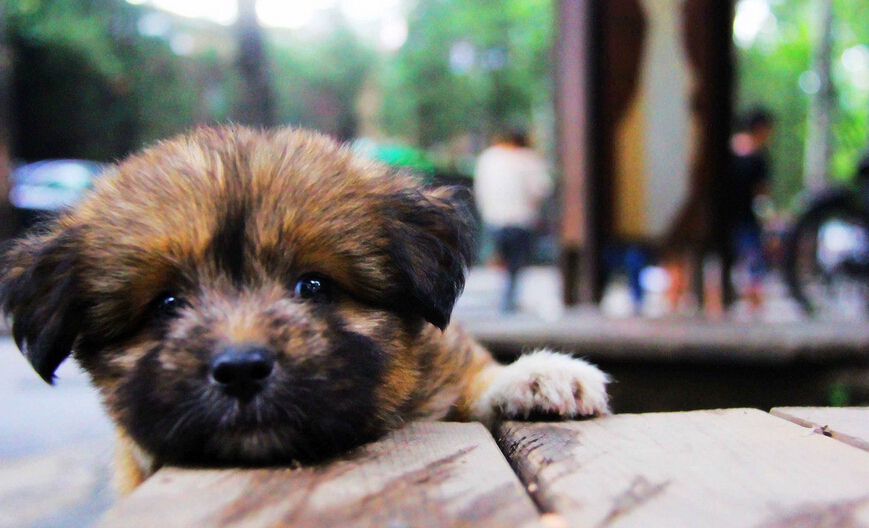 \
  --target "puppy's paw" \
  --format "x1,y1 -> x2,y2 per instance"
474,350 -> 610,423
